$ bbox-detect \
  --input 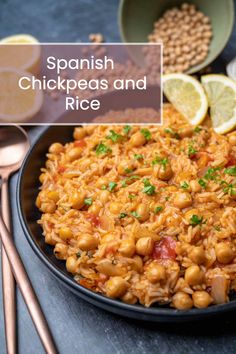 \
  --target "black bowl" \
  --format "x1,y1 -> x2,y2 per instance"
17,125 -> 236,322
